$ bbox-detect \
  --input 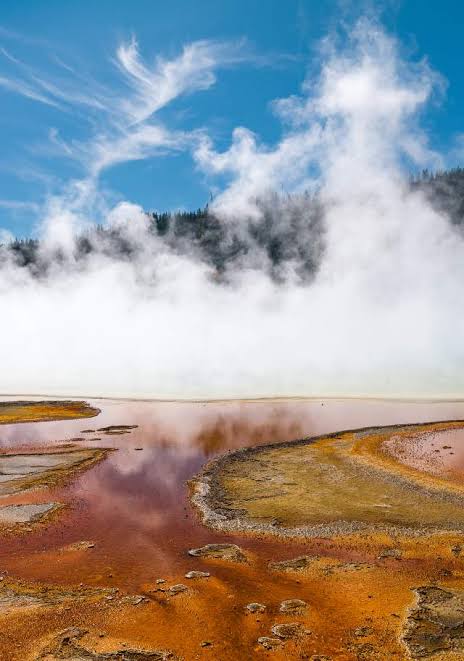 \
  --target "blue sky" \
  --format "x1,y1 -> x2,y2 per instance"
0,0 -> 463,237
